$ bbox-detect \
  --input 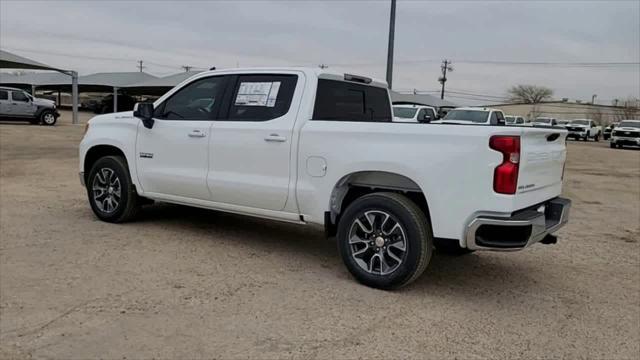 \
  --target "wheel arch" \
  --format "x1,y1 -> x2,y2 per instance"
326,171 -> 432,237
83,145 -> 128,185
